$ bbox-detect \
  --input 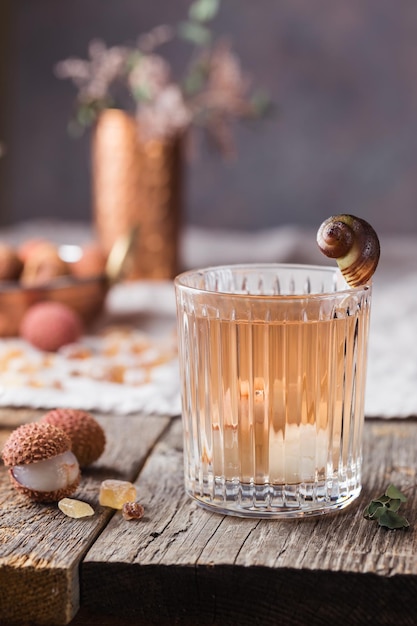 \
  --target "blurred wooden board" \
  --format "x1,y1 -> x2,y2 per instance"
0,409 -> 171,626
